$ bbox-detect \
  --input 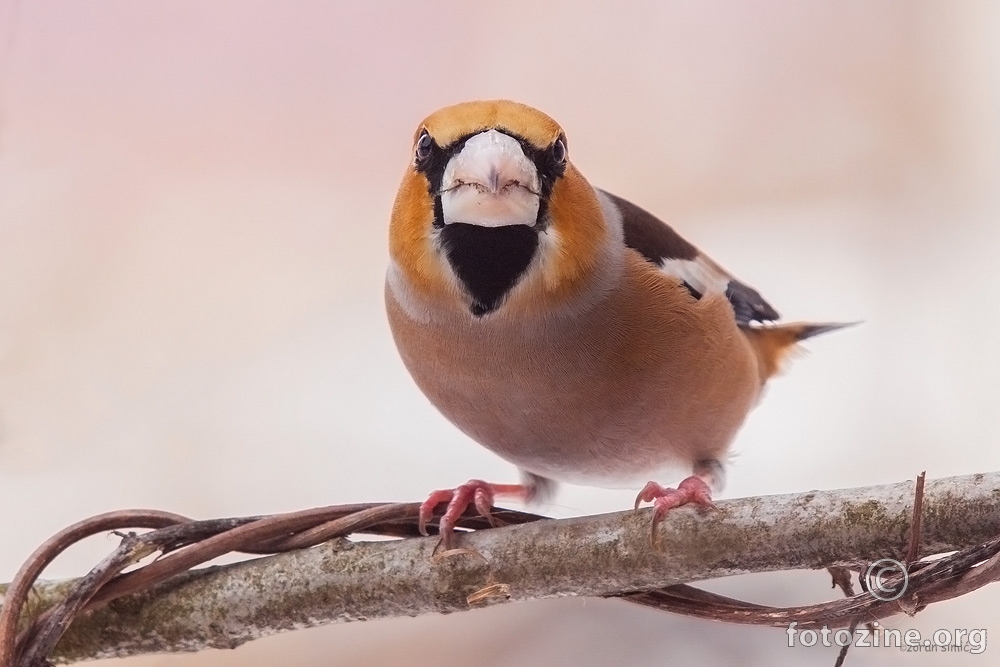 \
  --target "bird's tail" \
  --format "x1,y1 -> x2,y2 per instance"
740,322 -> 858,382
